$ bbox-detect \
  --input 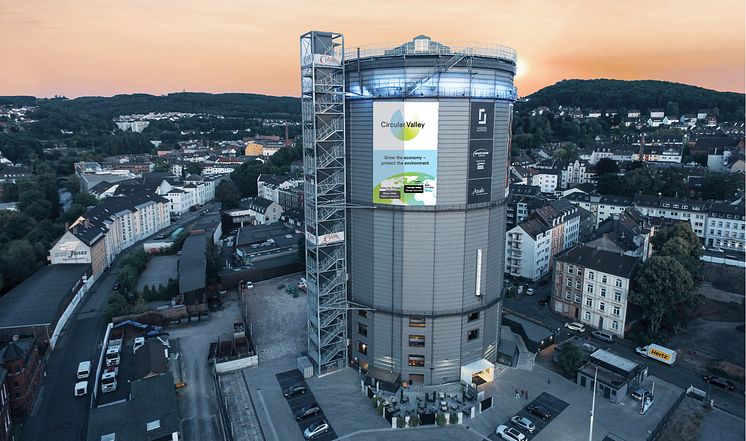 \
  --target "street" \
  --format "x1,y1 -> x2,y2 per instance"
21,206 -> 210,441
503,282 -> 746,420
